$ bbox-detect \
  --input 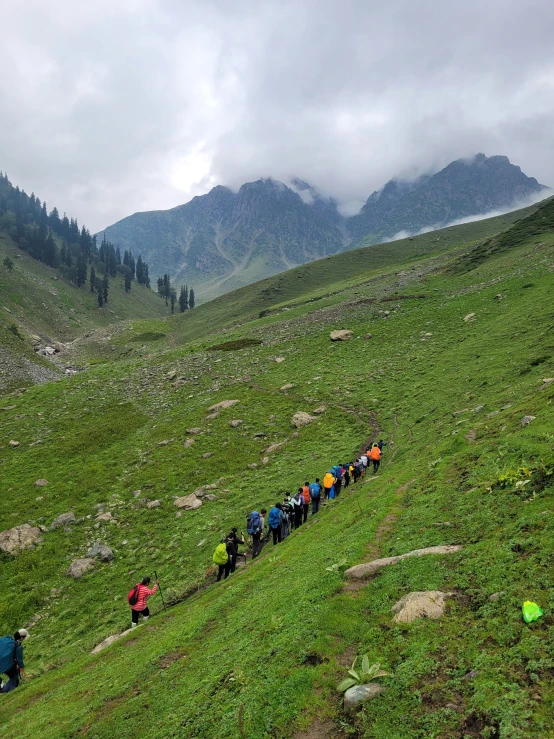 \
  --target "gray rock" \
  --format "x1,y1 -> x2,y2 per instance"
265,441 -> 286,454
275,357 -> 285,363
50,512 -> 76,530
86,544 -> 114,562
463,313 -> 476,322
186,428 -> 203,435
0,524 -> 42,555
35,479 -> 49,487
343,683 -> 386,714
202,452 -> 214,459
291,411 -> 317,428
345,545 -> 464,579
146,500 -> 161,509
174,494 -> 202,510
205,494 -> 218,501
280,383 -> 295,391
312,406 -> 327,415
392,591 -> 451,623
208,399 -> 239,411
66,558 -> 96,578
329,330 -> 353,341
95,512 -> 113,523
8,440 -> 20,448
229,419 -> 243,428
183,438 -> 195,448
91,628 -> 134,654
489,591 -> 505,602
521,415 -> 536,427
